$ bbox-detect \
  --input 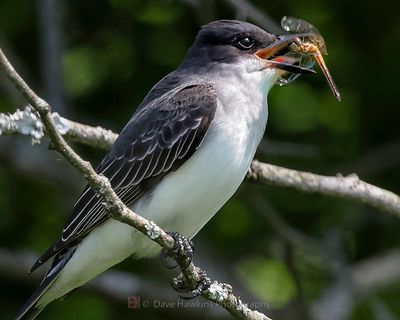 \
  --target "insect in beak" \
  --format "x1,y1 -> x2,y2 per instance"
281,16 -> 341,102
